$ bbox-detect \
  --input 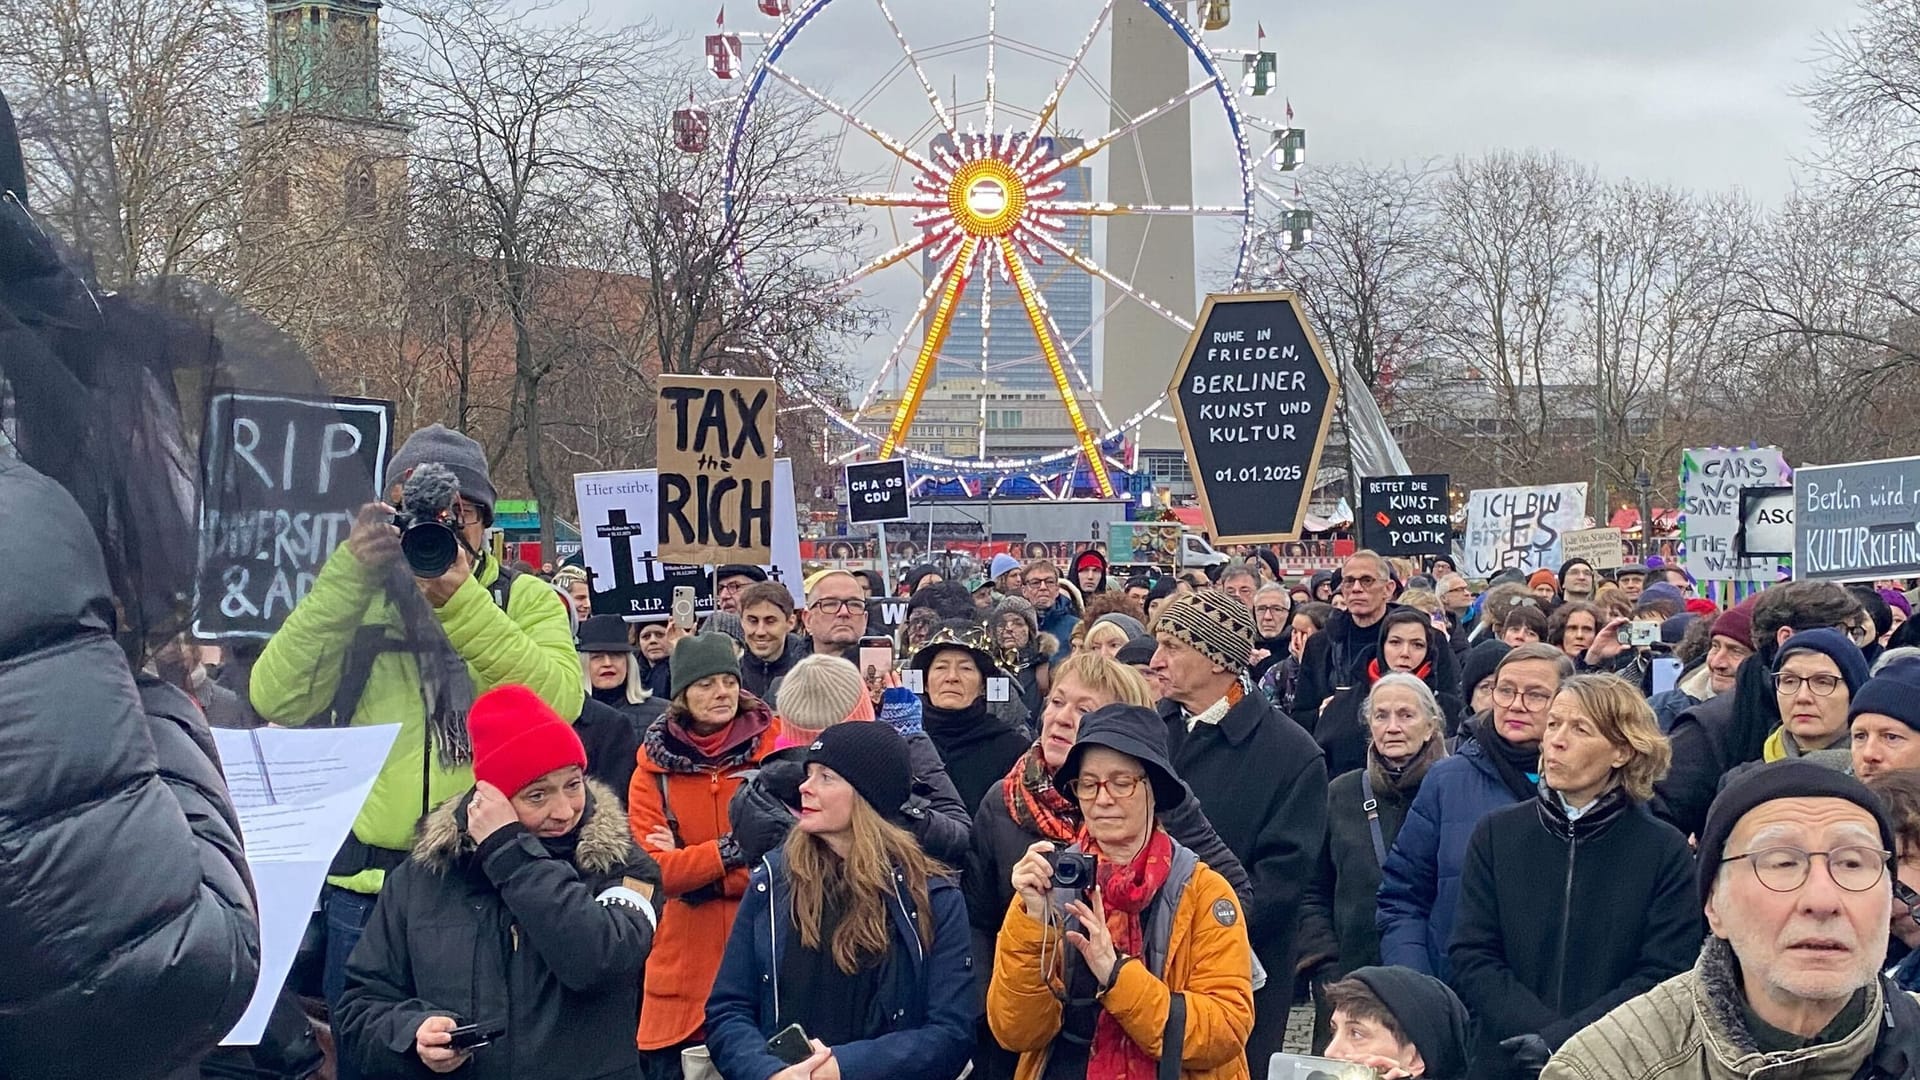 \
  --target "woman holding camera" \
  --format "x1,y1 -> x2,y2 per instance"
702,722 -> 976,1080
628,633 -> 782,1079
988,703 -> 1255,1080
337,684 -> 659,1080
